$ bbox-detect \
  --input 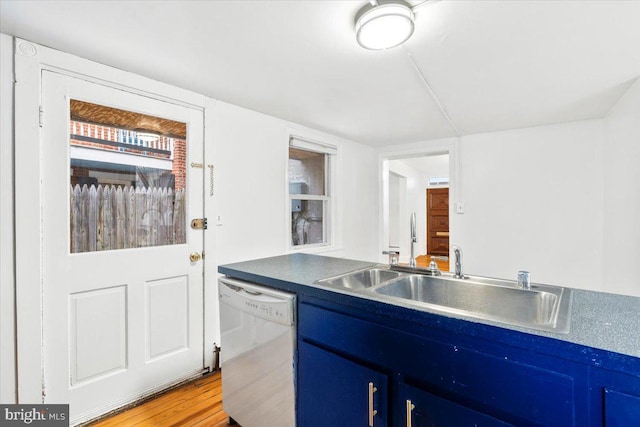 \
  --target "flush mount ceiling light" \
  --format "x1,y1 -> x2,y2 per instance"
355,1 -> 415,50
